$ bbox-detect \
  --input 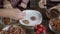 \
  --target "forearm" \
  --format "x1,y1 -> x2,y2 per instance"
0,9 -> 20,18
0,9 -> 5,17
0,8 -> 25,20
